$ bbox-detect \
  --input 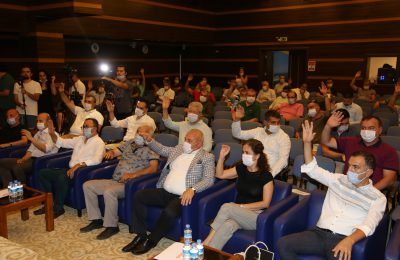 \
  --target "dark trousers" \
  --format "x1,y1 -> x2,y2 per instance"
132,188 -> 181,243
278,227 -> 346,260
38,168 -> 72,212
0,158 -> 34,188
